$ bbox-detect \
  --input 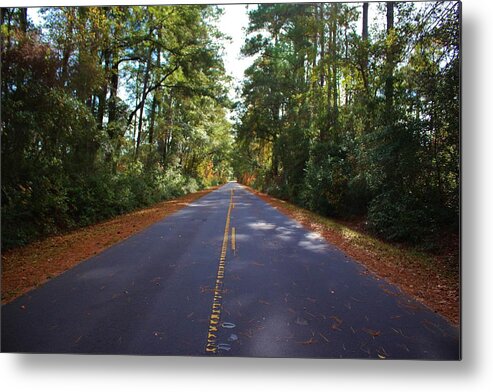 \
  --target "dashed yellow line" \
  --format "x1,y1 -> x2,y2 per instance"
231,227 -> 236,252
205,188 -> 234,353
